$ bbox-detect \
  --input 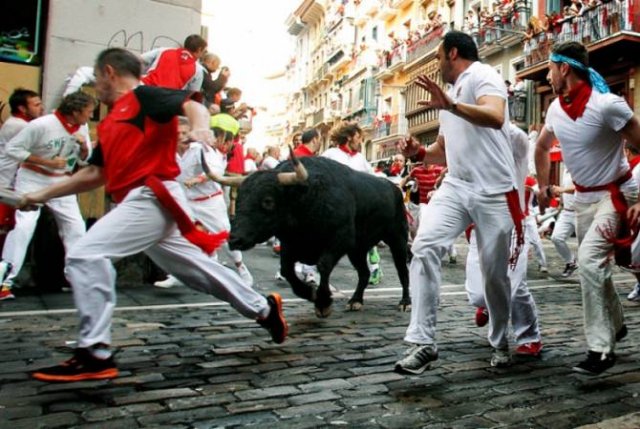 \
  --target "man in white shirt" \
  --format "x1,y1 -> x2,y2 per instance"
396,31 -> 519,373
550,169 -> 578,277
261,146 -> 281,171
0,92 -> 94,300
322,123 -> 382,285
536,41 -> 640,375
